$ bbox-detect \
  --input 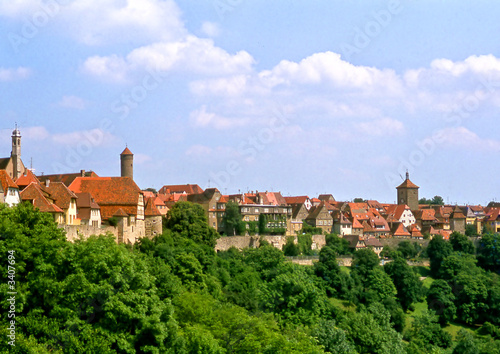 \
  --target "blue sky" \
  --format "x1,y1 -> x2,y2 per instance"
0,0 -> 499,205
